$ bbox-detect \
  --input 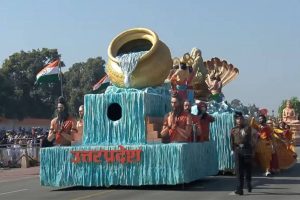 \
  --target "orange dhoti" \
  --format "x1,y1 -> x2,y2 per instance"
255,139 -> 272,172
